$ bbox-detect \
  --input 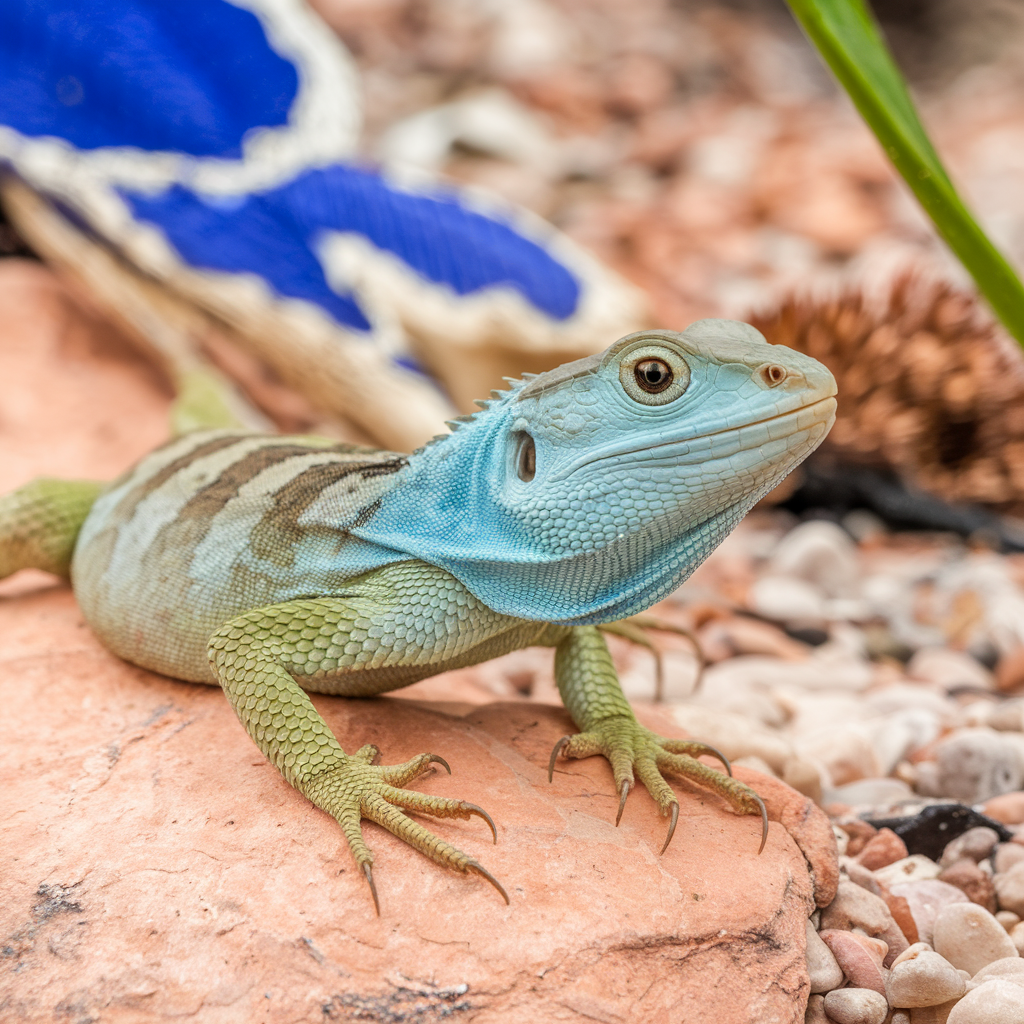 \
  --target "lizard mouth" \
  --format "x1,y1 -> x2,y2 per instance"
554,394 -> 837,480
